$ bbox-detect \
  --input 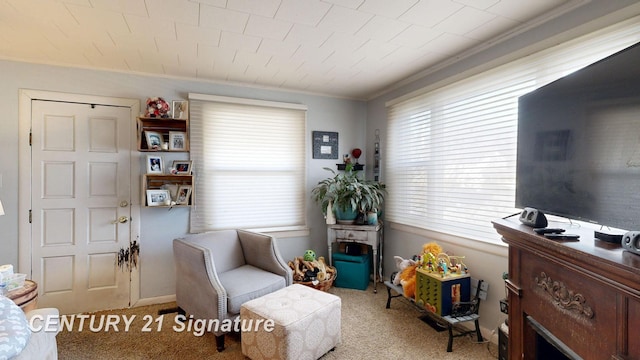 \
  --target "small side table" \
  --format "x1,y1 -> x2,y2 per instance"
327,221 -> 383,293
6,280 -> 38,313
